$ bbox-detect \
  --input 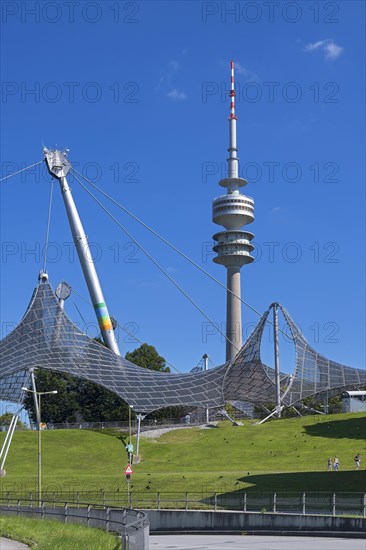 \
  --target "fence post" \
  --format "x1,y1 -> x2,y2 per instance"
273,492 -> 277,514
41,500 -> 45,520
185,492 -> 189,512
87,504 -> 91,527
77,492 -> 80,508
106,506 -> 110,532
17,499 -> 20,516
29,492 -> 33,508
302,492 -> 306,515
53,492 -> 56,508
214,492 -> 217,512
332,493 -> 336,516
129,491 -> 132,509
103,491 -> 106,507
64,502 -> 68,523
158,492 -> 161,511
363,494 -> 366,518
121,532 -> 128,550
243,492 -> 247,513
